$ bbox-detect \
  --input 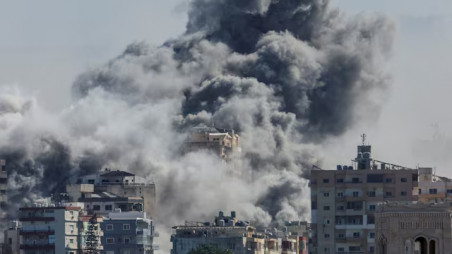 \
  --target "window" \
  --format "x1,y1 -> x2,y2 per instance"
105,205 -> 112,211
367,215 -> 375,224
324,247 -> 330,253
412,174 -> 418,182
124,237 -> 131,244
106,237 -> 115,244
353,191 -> 359,197
447,189 -> 452,194
87,179 -> 95,184
323,192 -> 330,197
367,191 -> 376,197
369,205 -> 376,211
106,224 -> 114,231
367,174 -> 383,183
338,247 -> 345,252
401,178 -> 408,182
324,234 -> 330,238
336,178 -> 344,183
401,191 -> 407,196
338,234 -> 345,239
385,191 -> 393,197
93,205 -> 100,211
419,189 -> 422,194
385,178 -> 392,183
369,232 -> 375,239
323,178 -> 329,183
69,239 -> 74,244
123,224 -> 130,230
353,232 -> 360,238
312,201 -> 317,210
349,246 -> 361,251
323,206 -> 330,211
429,188 -> 438,194
351,177 -> 360,183
337,206 -> 344,211
337,192 -> 344,197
